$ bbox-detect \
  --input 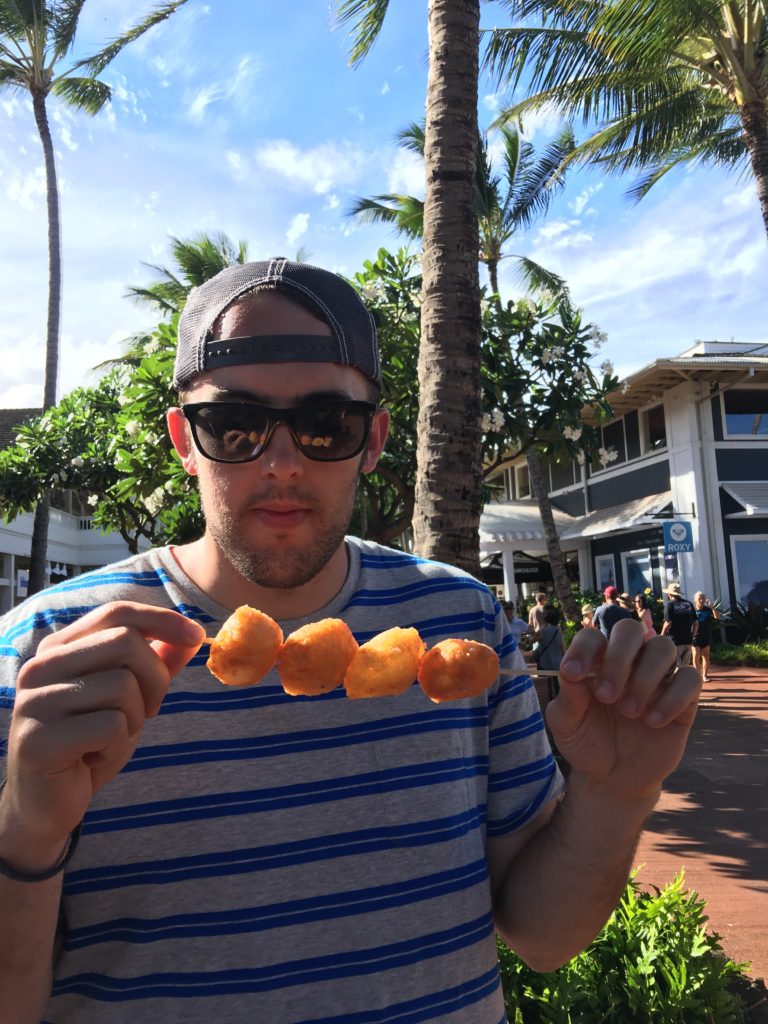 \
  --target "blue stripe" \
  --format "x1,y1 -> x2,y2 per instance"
489,712 -> 545,746
65,858 -> 489,949
347,576 -> 491,608
488,675 -> 533,709
64,808 -> 485,895
127,706 -> 487,770
359,551 -> 433,568
82,756 -> 489,834
489,754 -> 556,790
52,913 -> 494,1001
292,964 -> 502,1024
0,685 -> 15,709
487,768 -> 558,837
